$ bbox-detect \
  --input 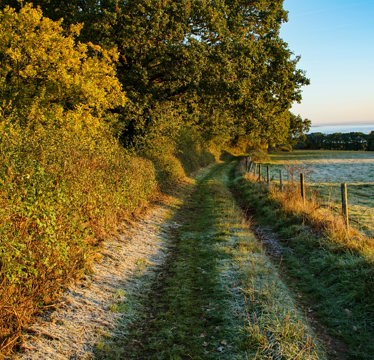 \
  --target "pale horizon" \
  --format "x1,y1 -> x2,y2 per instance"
308,123 -> 373,134
309,119 -> 374,127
